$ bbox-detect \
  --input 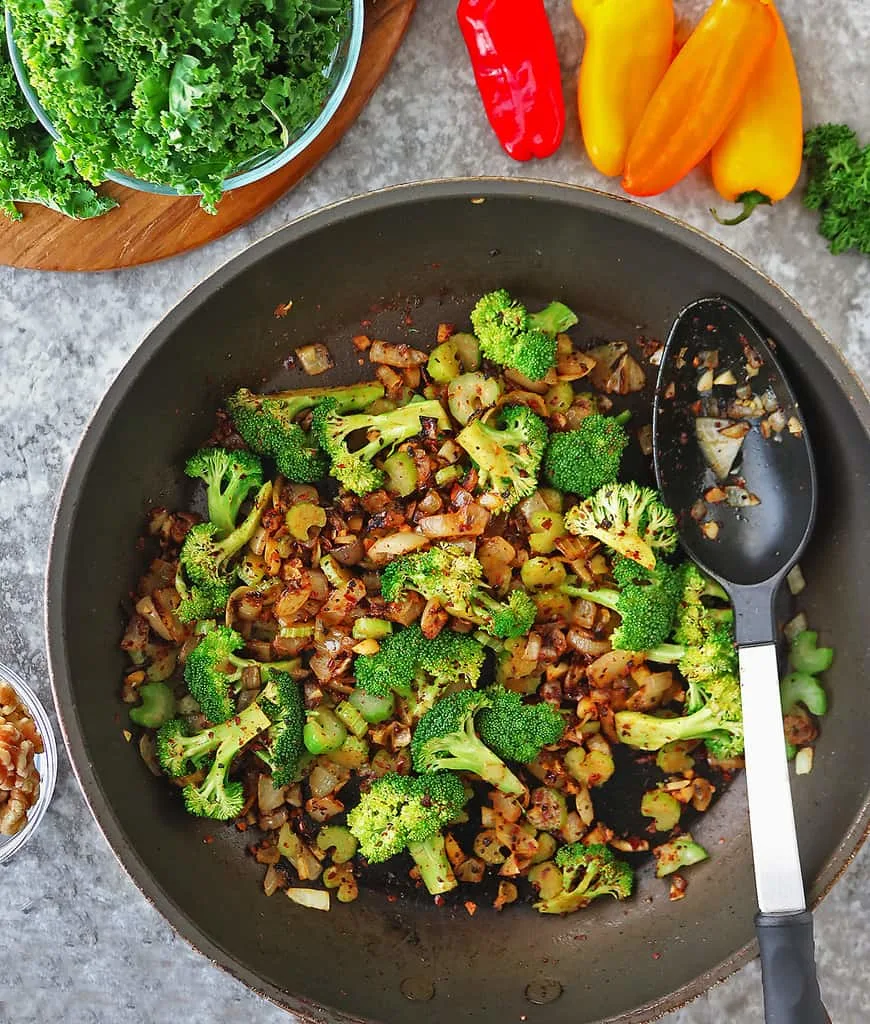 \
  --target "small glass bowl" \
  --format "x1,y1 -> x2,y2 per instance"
0,663 -> 58,865
5,2 -> 364,198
